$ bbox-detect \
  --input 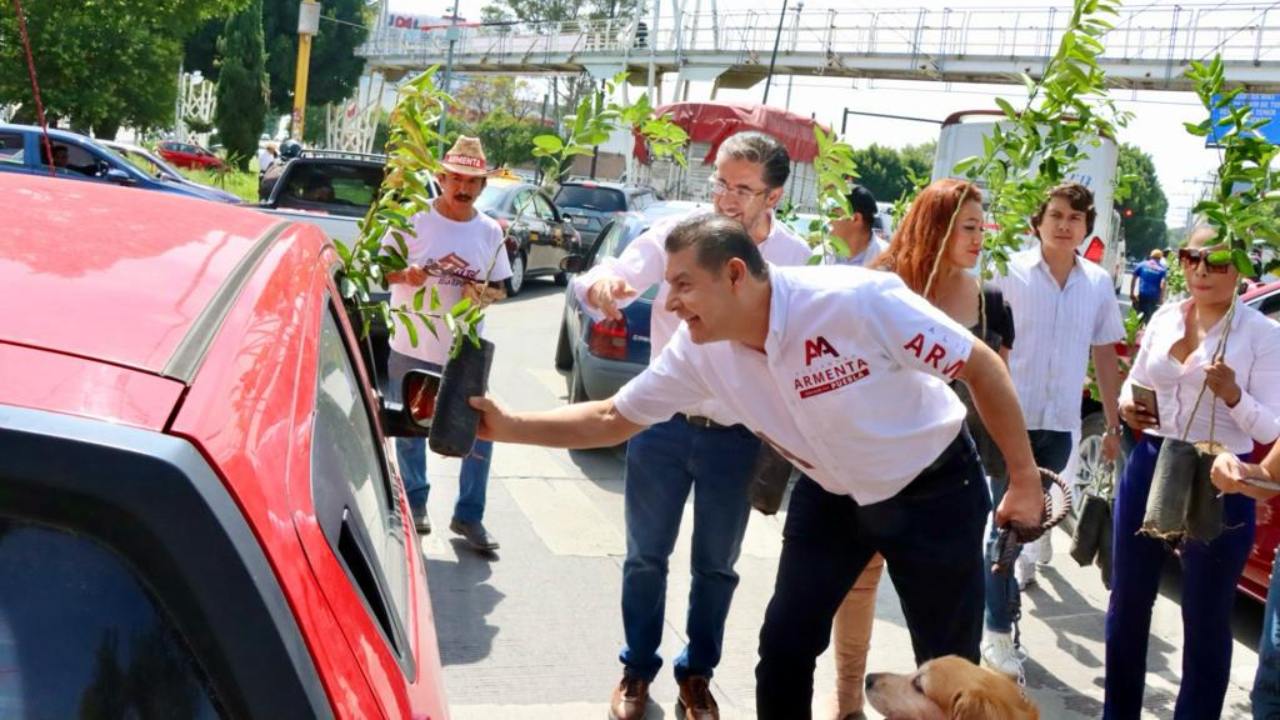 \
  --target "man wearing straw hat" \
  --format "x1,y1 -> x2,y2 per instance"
383,135 -> 512,551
